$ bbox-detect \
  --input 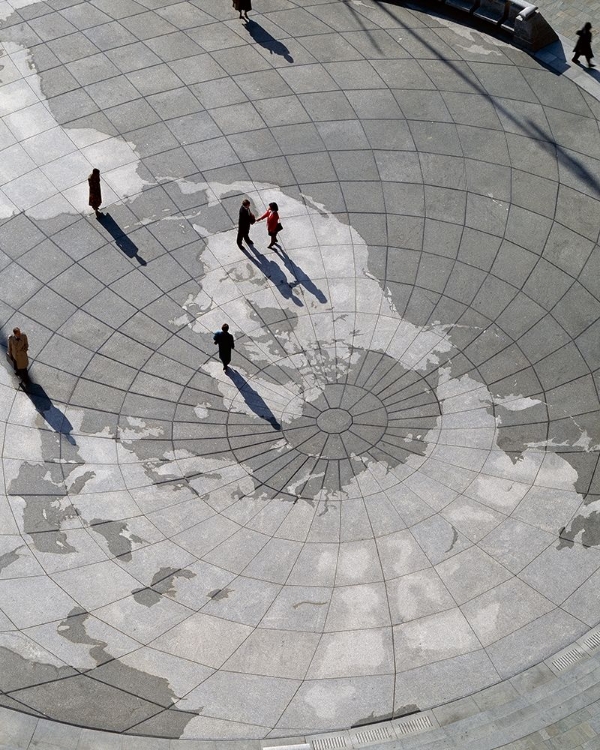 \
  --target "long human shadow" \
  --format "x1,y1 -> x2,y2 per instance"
97,213 -> 147,266
0,335 -> 76,445
24,379 -> 77,445
239,242 -> 303,307
244,19 -> 294,62
226,369 -> 281,430
581,65 -> 600,83
273,245 -> 328,303
366,0 -> 600,194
